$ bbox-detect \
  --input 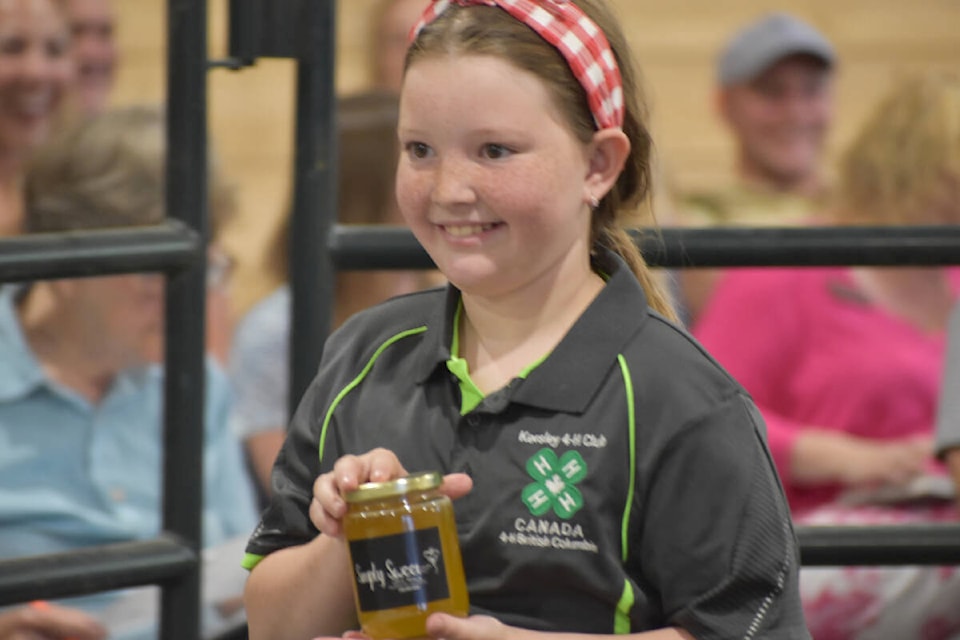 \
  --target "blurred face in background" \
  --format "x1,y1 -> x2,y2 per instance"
61,273 -> 165,370
719,54 -> 833,191
0,0 -> 72,157
65,0 -> 115,114
375,0 -> 429,93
